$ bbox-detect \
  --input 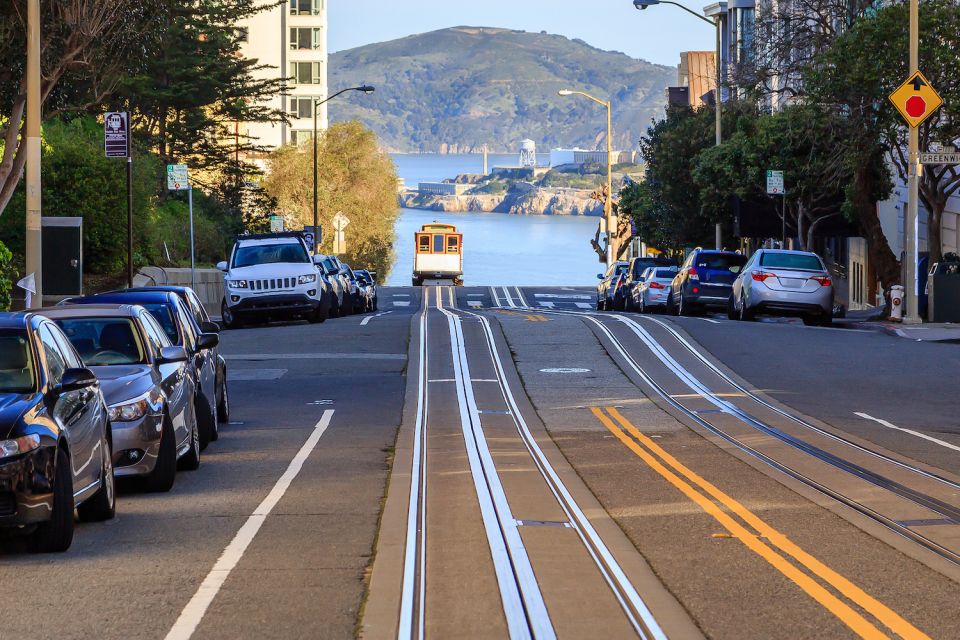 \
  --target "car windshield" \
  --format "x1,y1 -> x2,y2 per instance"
141,304 -> 179,344
612,263 -> 628,277
760,253 -> 824,271
654,269 -> 678,279
55,318 -> 146,365
0,330 -> 35,393
232,242 -> 309,268
696,253 -> 747,271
